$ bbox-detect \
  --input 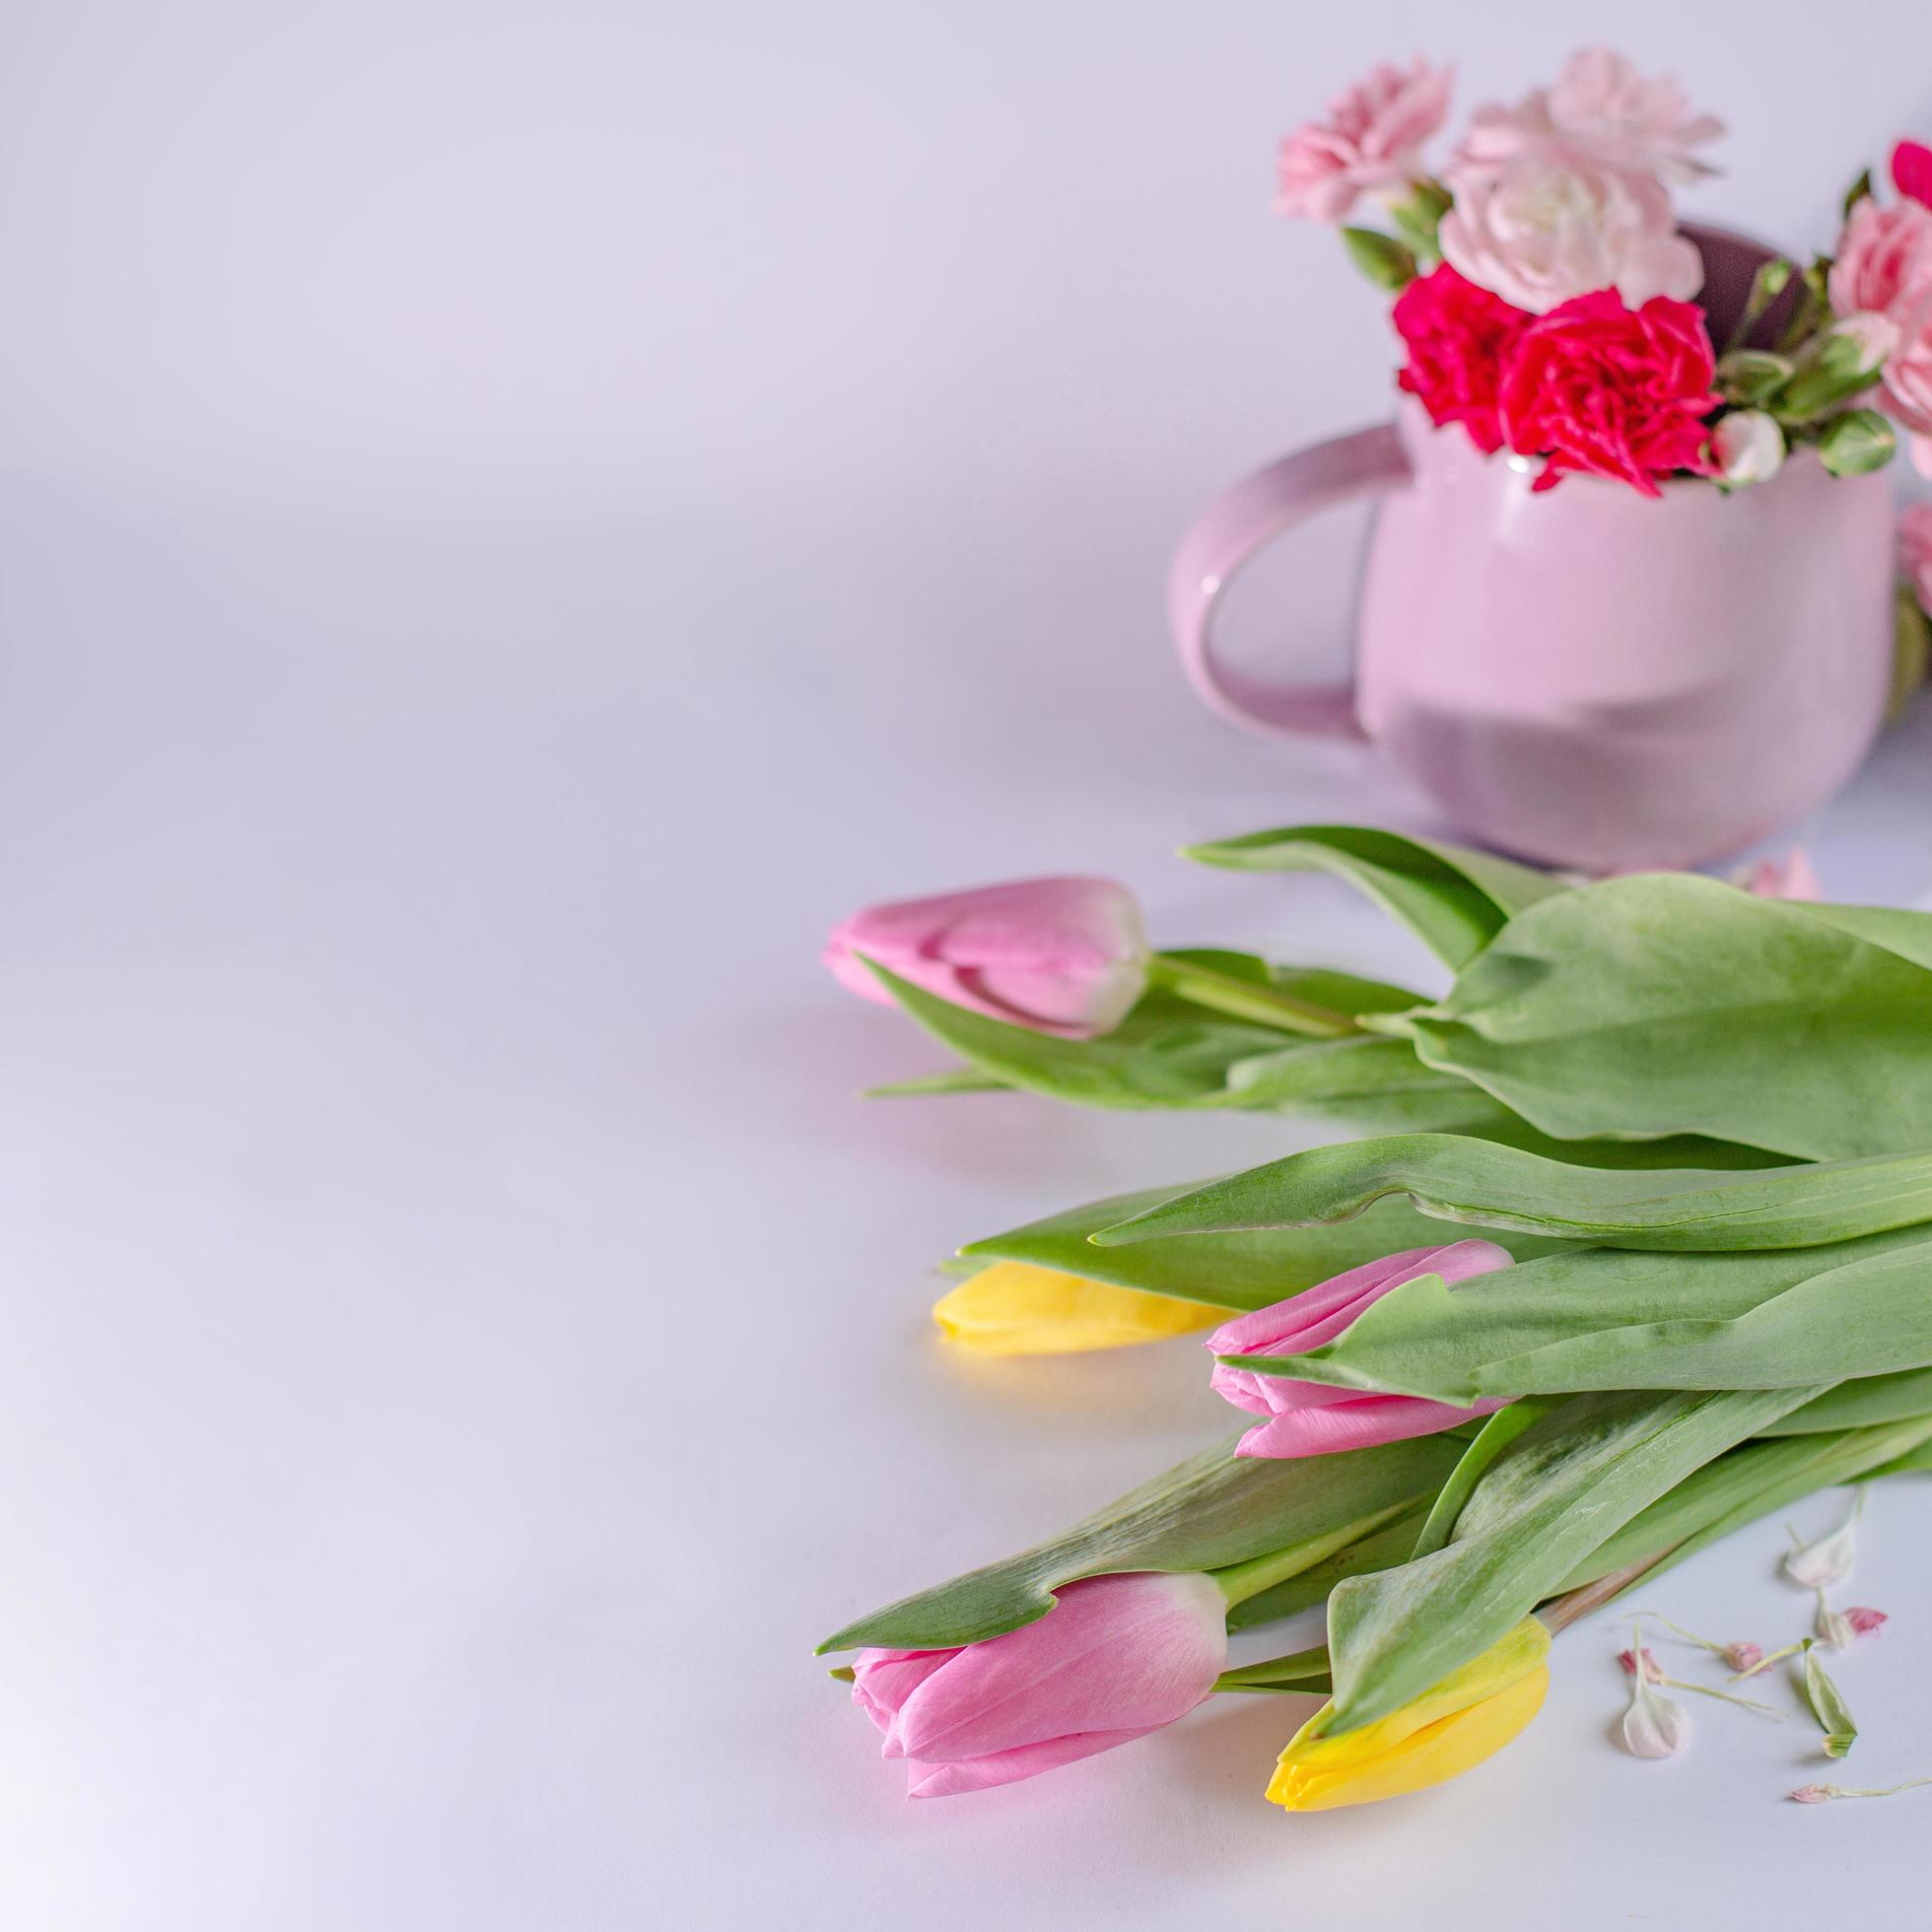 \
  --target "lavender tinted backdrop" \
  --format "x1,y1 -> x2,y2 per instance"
1,3 -> 1931,1927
